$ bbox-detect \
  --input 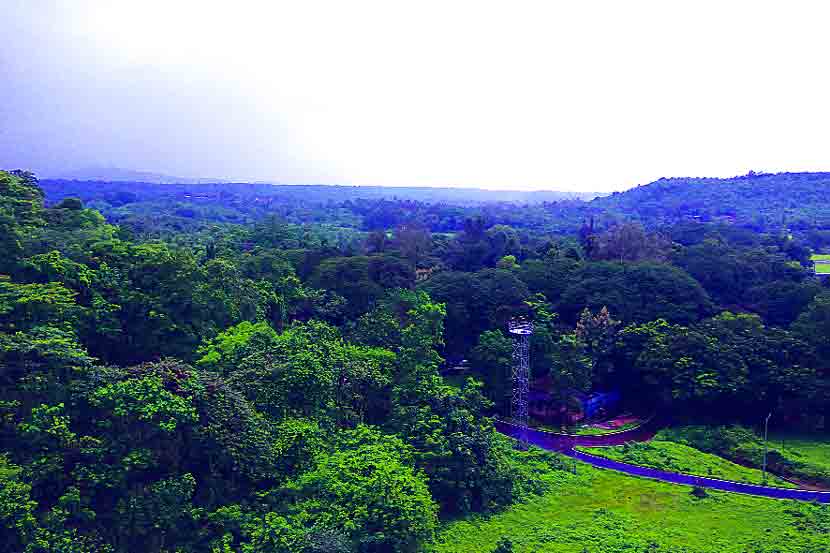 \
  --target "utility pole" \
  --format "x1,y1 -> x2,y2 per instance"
762,411 -> 772,485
